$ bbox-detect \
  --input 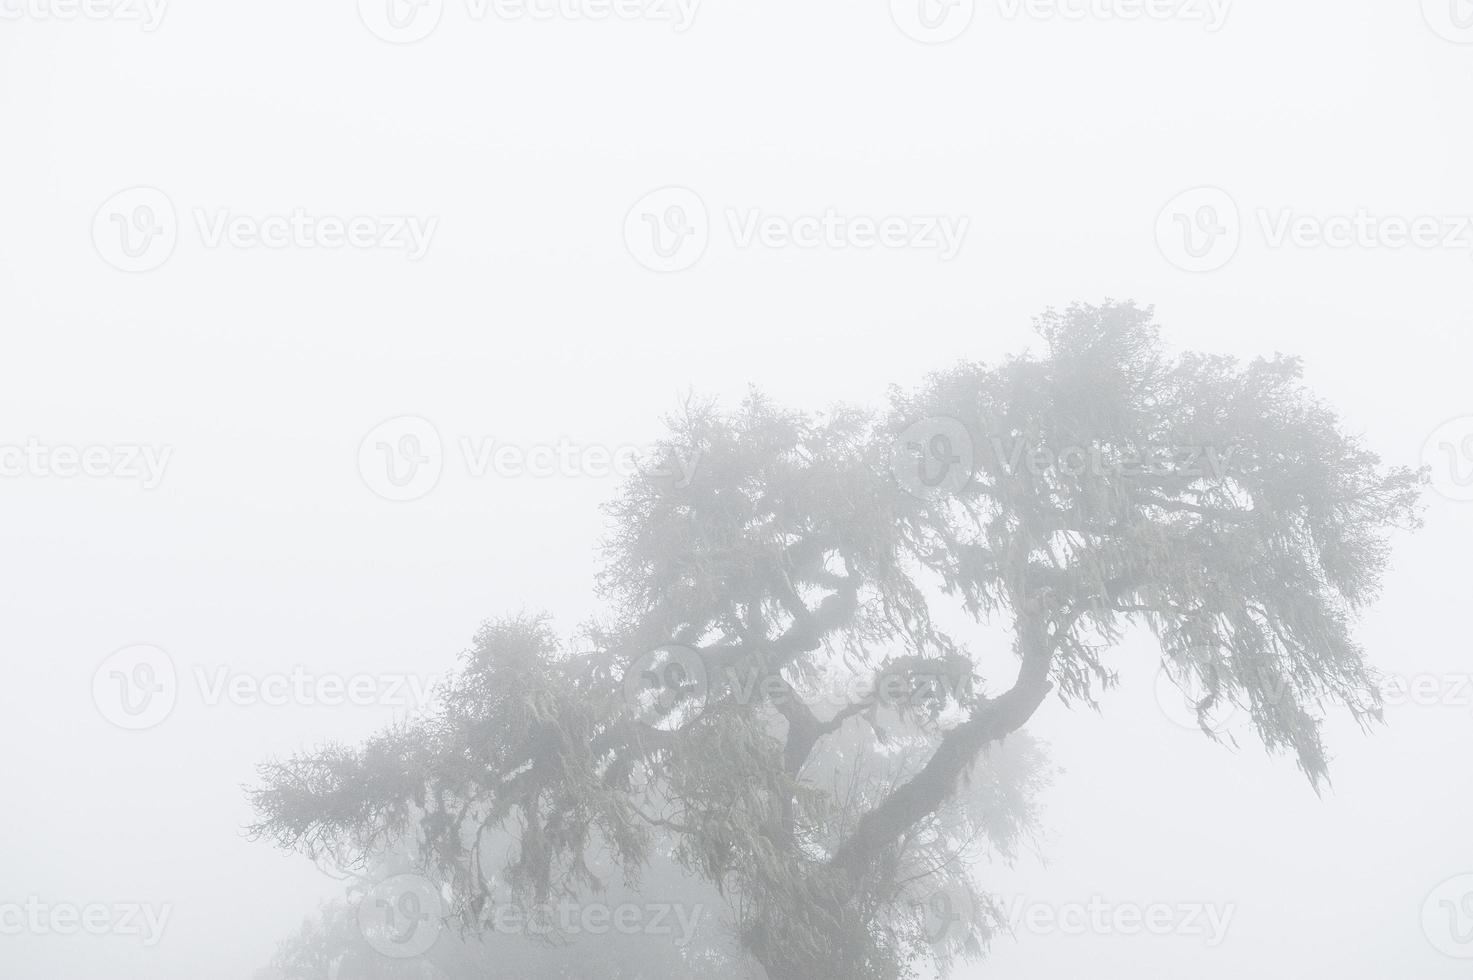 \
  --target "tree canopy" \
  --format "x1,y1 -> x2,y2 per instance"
252,301 -> 1421,980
